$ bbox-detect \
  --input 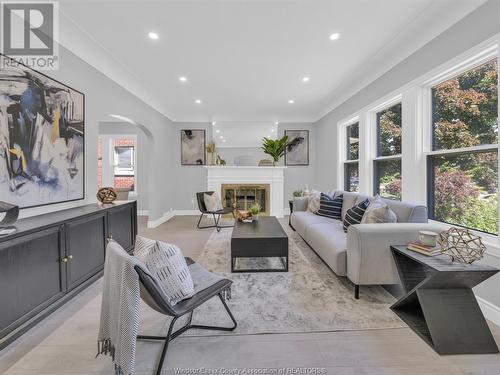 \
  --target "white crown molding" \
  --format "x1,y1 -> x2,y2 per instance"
314,0 -> 488,123
58,10 -> 172,120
